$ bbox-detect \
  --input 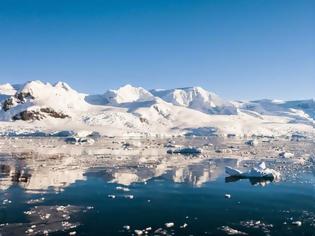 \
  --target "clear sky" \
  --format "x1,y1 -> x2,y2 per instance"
0,0 -> 314,100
